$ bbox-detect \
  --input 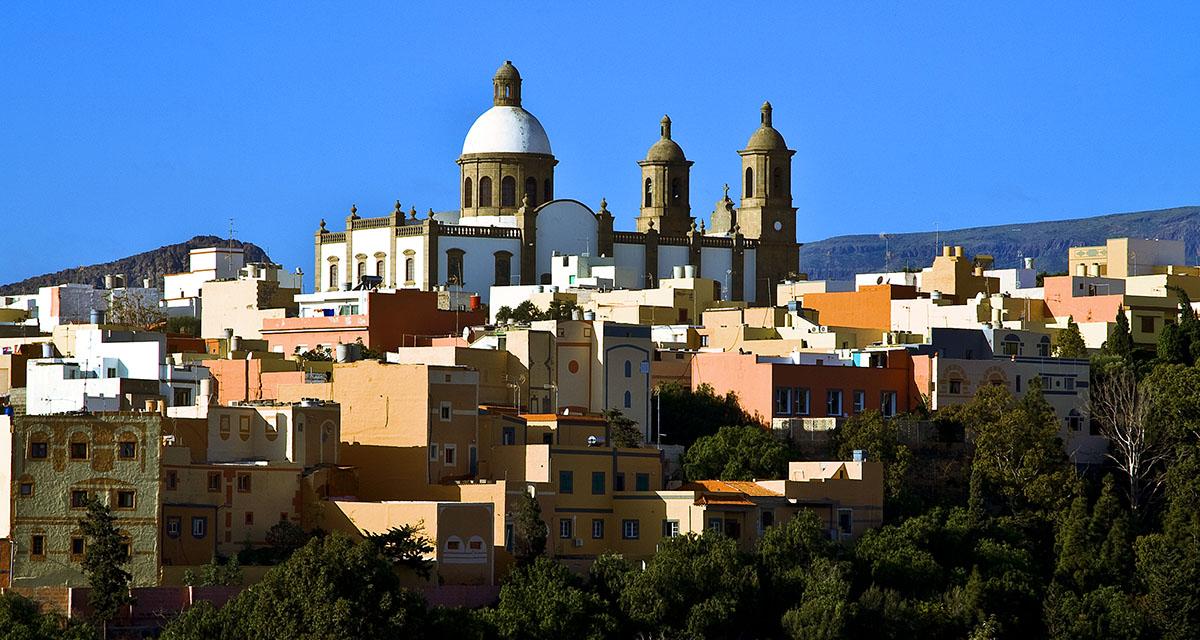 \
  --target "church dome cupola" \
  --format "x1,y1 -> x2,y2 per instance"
645,115 -> 687,162
745,101 -> 788,151
493,60 -> 522,107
